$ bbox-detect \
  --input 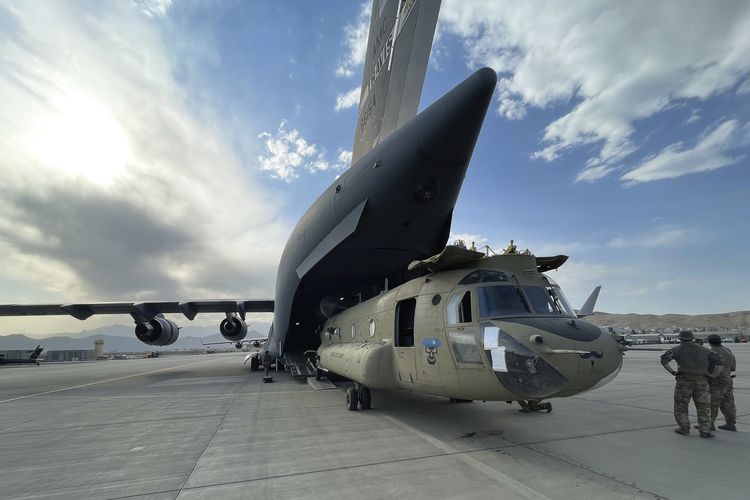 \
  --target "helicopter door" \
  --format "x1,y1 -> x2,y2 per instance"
394,298 -> 418,385
444,290 -> 484,369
